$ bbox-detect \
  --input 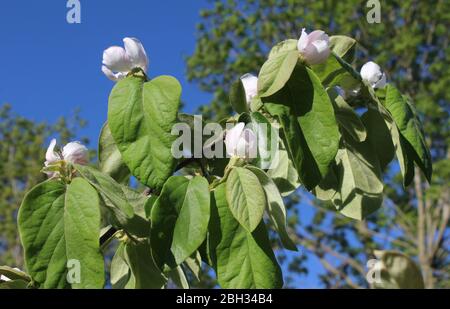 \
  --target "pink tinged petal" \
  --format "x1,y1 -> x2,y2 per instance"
102,46 -> 132,72
297,28 -> 309,51
123,37 -> 148,72
62,141 -> 89,165
307,30 -> 327,43
45,138 -> 61,163
225,122 -> 245,156
240,73 -> 258,103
